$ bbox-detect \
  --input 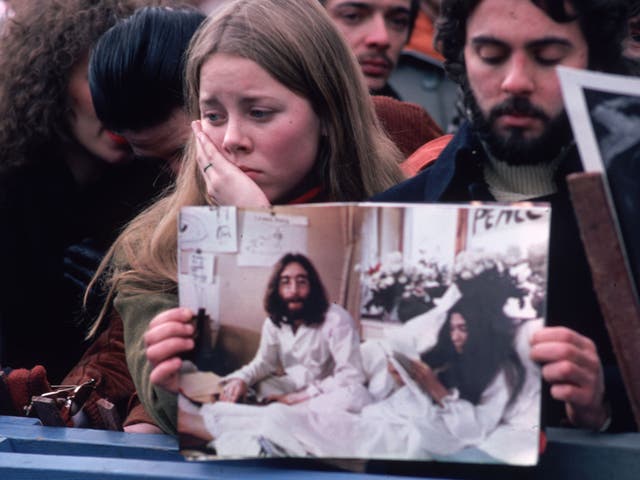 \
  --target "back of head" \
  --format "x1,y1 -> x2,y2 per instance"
437,0 -> 632,87
89,6 -> 206,133
0,0 -> 162,170
184,0 -> 404,200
